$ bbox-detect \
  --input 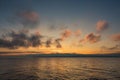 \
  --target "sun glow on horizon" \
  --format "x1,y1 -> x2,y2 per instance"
0,0 -> 120,55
